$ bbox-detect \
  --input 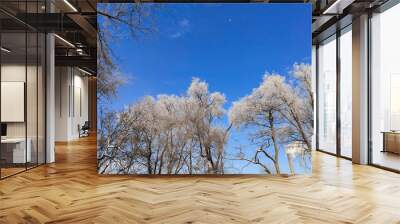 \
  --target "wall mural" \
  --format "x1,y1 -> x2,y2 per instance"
97,3 -> 312,175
